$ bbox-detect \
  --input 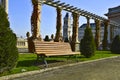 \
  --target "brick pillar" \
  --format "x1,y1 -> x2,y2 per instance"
95,19 -> 101,49
54,7 -> 62,42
